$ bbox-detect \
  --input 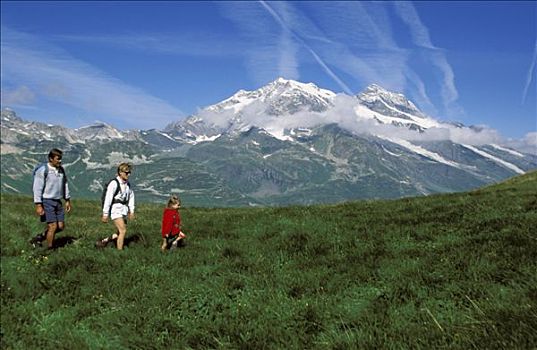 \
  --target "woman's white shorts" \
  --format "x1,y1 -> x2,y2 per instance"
110,204 -> 129,221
